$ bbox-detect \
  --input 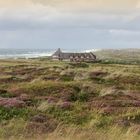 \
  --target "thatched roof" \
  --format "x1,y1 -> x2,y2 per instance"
52,48 -> 96,60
